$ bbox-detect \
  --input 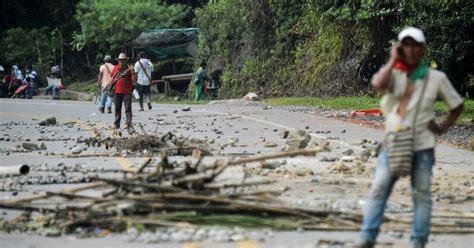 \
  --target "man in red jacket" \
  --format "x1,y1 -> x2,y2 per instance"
111,53 -> 135,129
